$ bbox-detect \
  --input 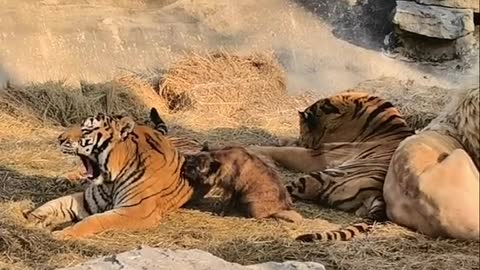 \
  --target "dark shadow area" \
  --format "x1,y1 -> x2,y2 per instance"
0,166 -> 81,205
291,0 -> 396,50
0,166 -> 113,270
